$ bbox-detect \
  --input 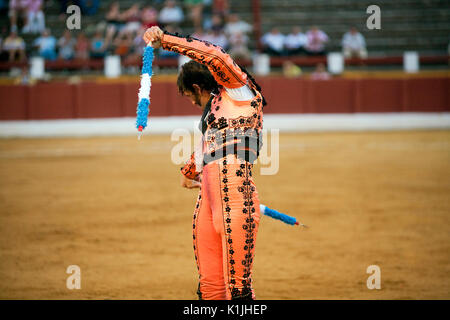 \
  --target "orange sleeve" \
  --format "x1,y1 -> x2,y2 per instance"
161,31 -> 248,89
